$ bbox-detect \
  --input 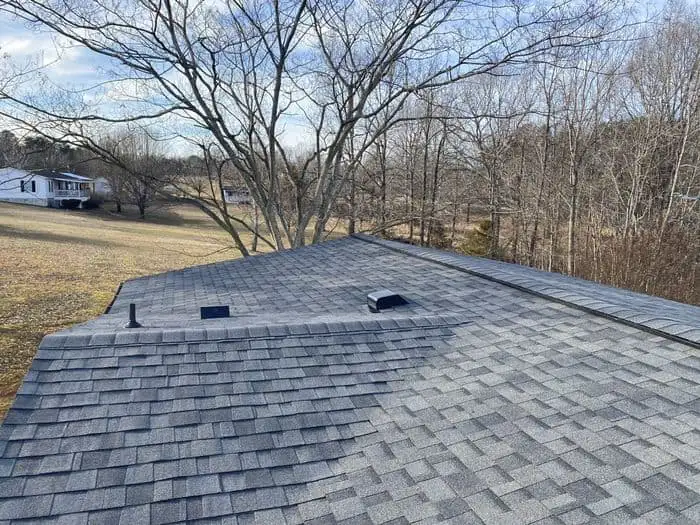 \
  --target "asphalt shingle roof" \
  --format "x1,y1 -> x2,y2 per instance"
1,235 -> 699,524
